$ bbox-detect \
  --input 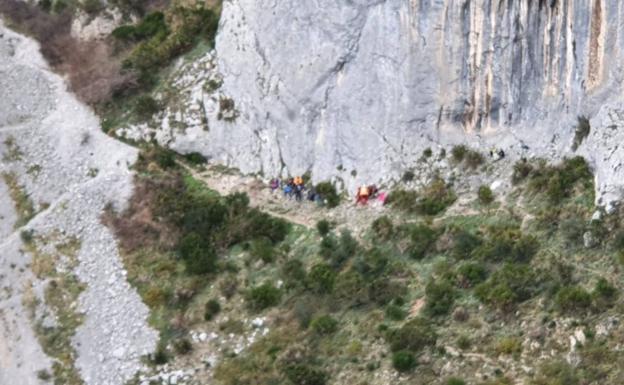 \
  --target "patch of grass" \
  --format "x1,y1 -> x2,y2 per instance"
2,172 -> 36,228
494,336 -> 522,357
2,135 -> 23,162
